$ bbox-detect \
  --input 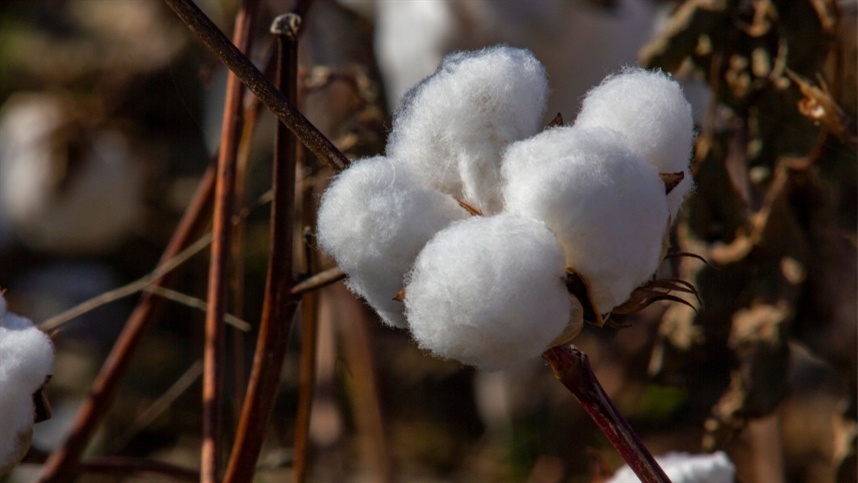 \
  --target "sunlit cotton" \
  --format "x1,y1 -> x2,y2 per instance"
386,45 -> 549,213
316,156 -> 468,327
574,68 -> 695,216
503,126 -> 669,312
405,214 -> 574,370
